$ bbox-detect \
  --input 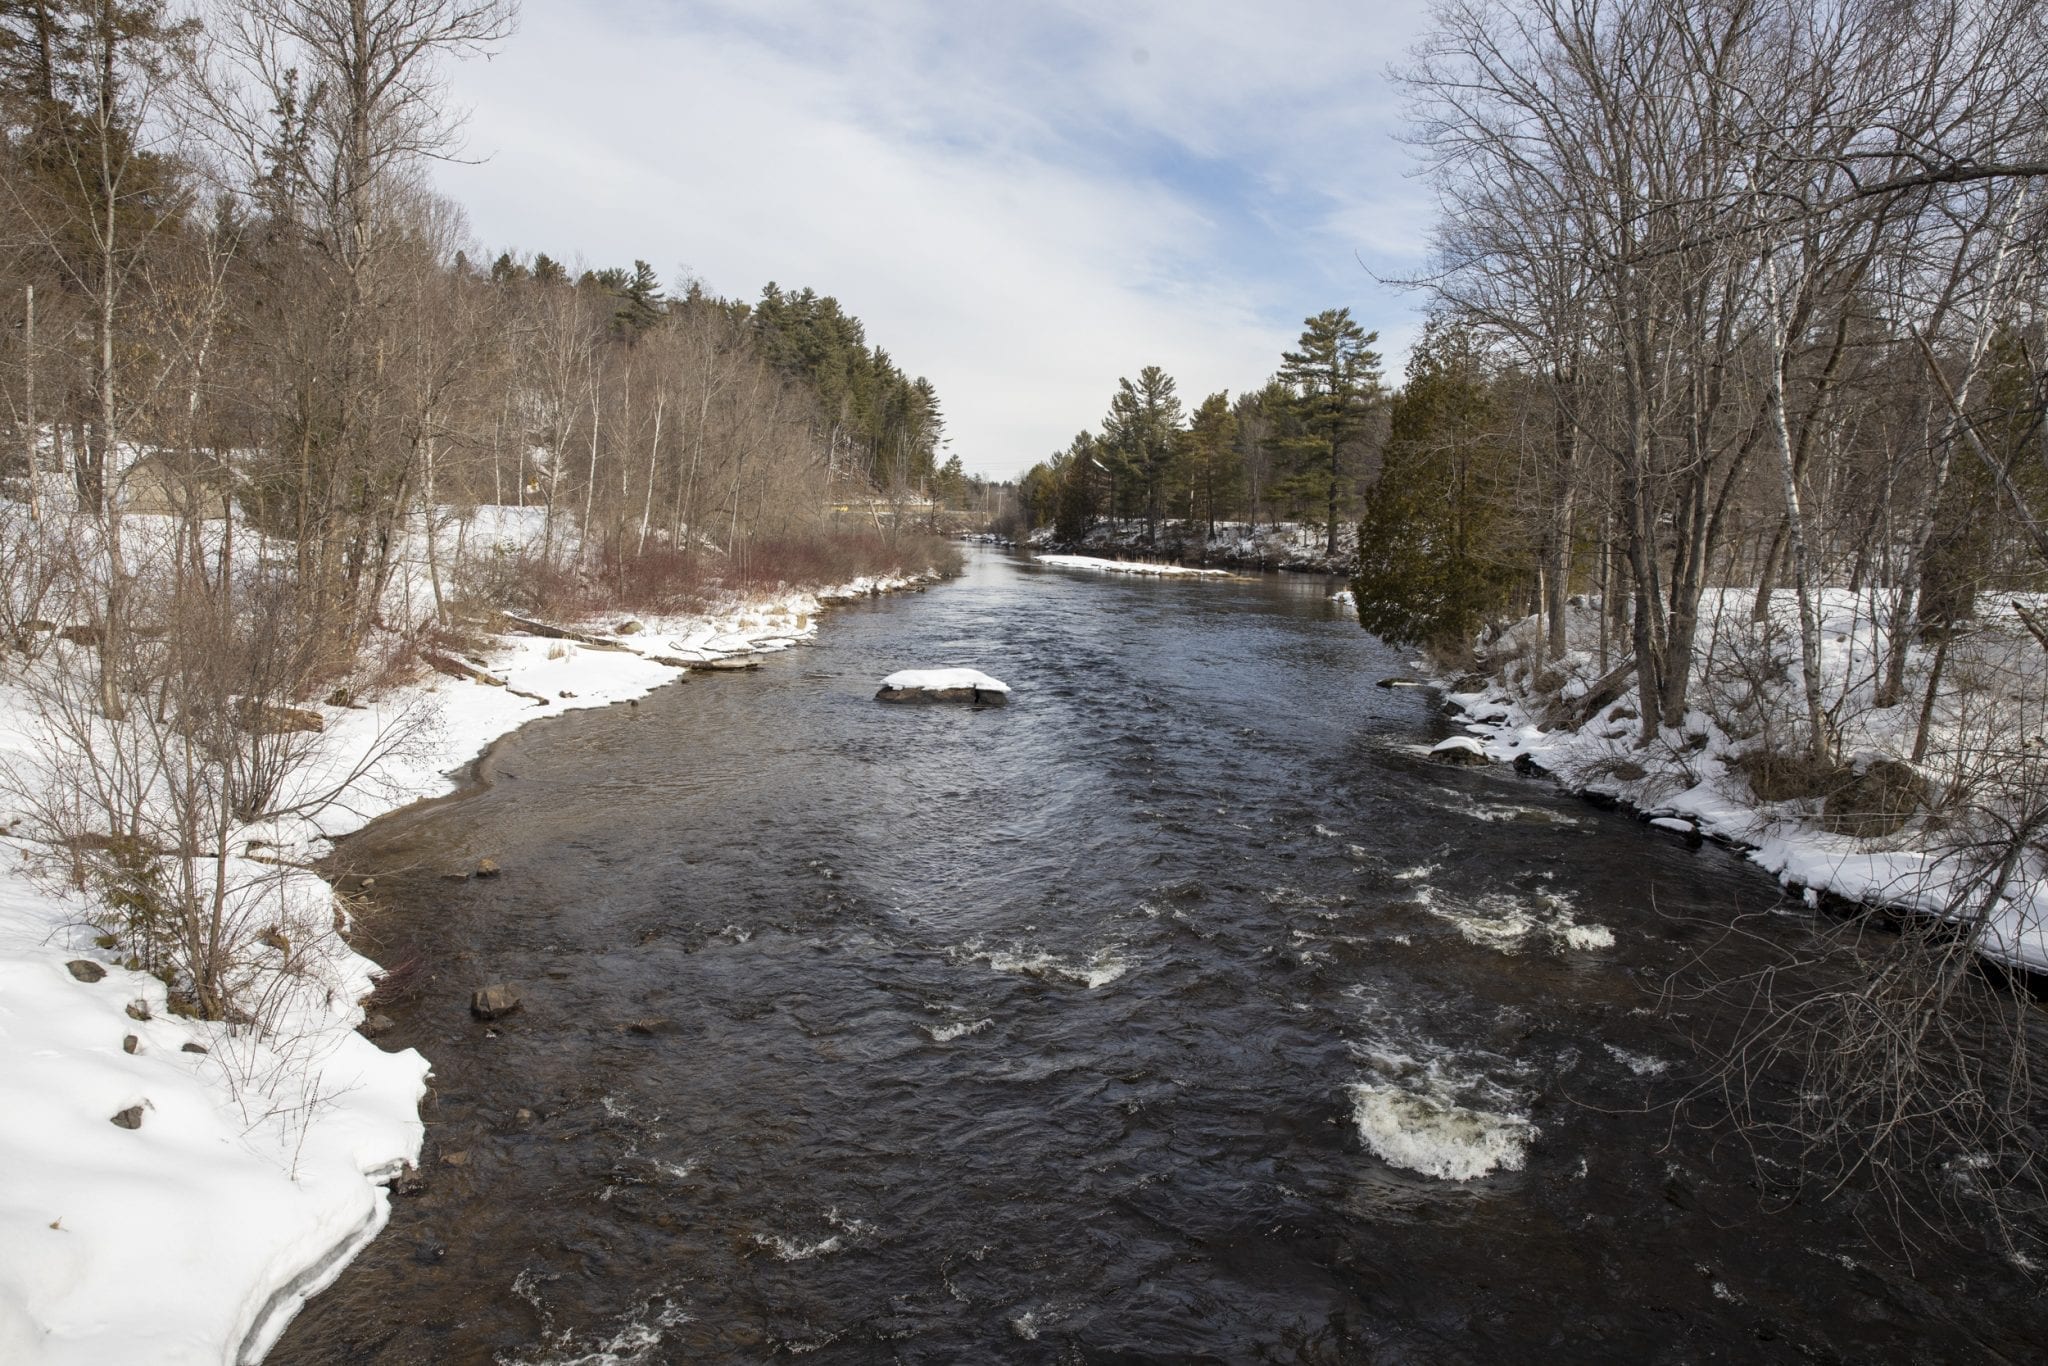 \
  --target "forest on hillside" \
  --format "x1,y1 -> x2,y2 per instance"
0,0 -> 954,666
